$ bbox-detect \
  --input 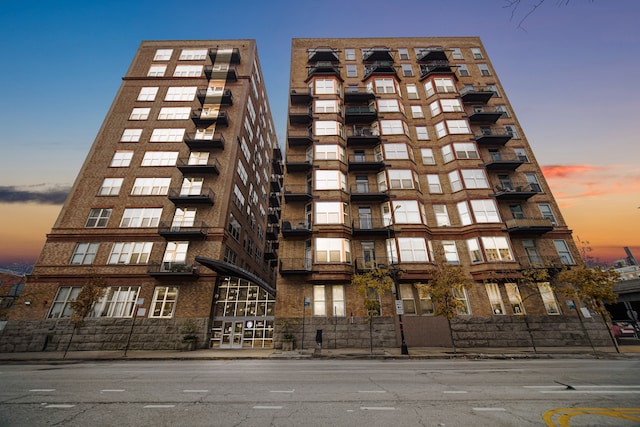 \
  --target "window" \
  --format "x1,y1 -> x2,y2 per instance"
345,48 -> 356,60
457,64 -> 470,77
435,122 -> 447,139
448,170 -> 463,192
441,145 -> 454,163
380,120 -> 407,135
453,143 -> 479,159
392,200 -> 422,224
481,236 -> 514,262
447,120 -> 471,134
121,129 -> 142,142
98,178 -> 123,196
485,283 -> 505,315
374,78 -> 396,94
442,241 -> 459,263
314,120 -> 342,136
525,174 -> 542,192
315,201 -> 349,224
233,184 -> 245,208
165,86 -> 197,101
314,285 -> 326,316
154,49 -> 172,61
425,78 -> 456,96
429,101 -> 441,117
314,170 -> 347,191
398,48 -> 409,60
383,143 -> 410,160
315,238 -> 351,263
315,100 -> 339,113
504,125 -> 518,138
514,148 -> 529,162
314,79 -> 337,94
400,283 -> 416,315
150,128 -> 185,142
162,241 -> 189,266
478,64 -> 491,76
173,65 -> 203,77
416,126 -> 429,140
470,199 -> 500,222
47,287 -> 82,318
426,174 -> 442,193
120,208 -> 162,227
227,213 -> 241,240
538,282 -> 560,315
314,144 -> 345,161
377,99 -> 400,112
108,242 -> 153,264
384,169 -> 415,189
147,65 -> 166,77
421,148 -> 435,165
401,64 -> 413,77
137,87 -> 158,101
433,205 -> 450,227
453,287 -> 471,314
179,49 -> 207,60
131,177 -> 171,195
397,237 -> 429,262
462,169 -> 489,188
237,160 -> 248,185
129,108 -> 150,120
471,48 -> 483,59
110,151 -> 133,167
457,201 -> 472,226
538,204 -> 557,225
505,283 -> 525,315
179,177 -> 203,196
441,99 -> 463,112
467,238 -> 483,263
451,48 -> 463,59
410,105 -> 424,118
85,208 -> 112,228
158,107 -> 190,120
172,207 -> 196,228
406,84 -> 419,99
150,286 -> 178,318
346,64 -> 357,77
141,151 -> 178,166
70,243 -> 99,265
554,240 -> 575,265
332,285 -> 345,317
95,286 -> 140,317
